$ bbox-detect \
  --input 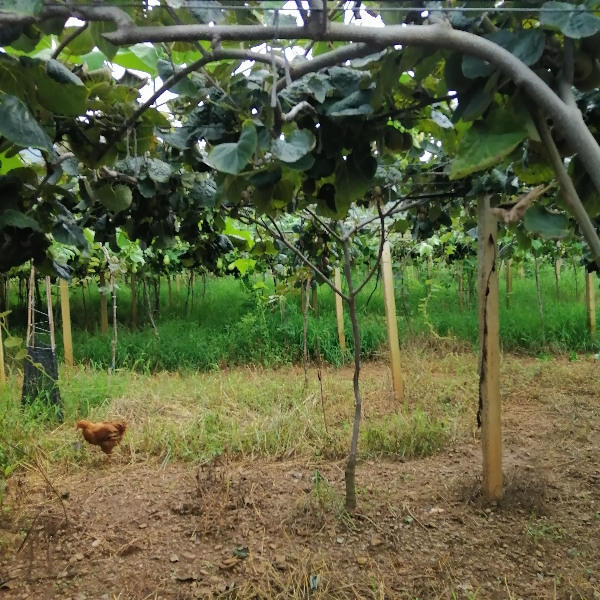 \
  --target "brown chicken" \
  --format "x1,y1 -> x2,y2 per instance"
76,419 -> 127,456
